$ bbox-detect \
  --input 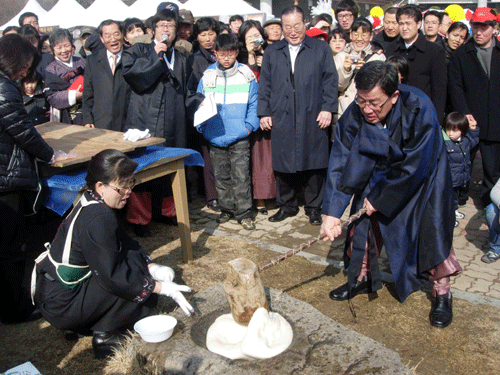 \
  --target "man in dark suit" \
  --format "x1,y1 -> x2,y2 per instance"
448,7 -> 500,205
82,19 -> 130,131
384,5 -> 446,124
258,5 -> 338,226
